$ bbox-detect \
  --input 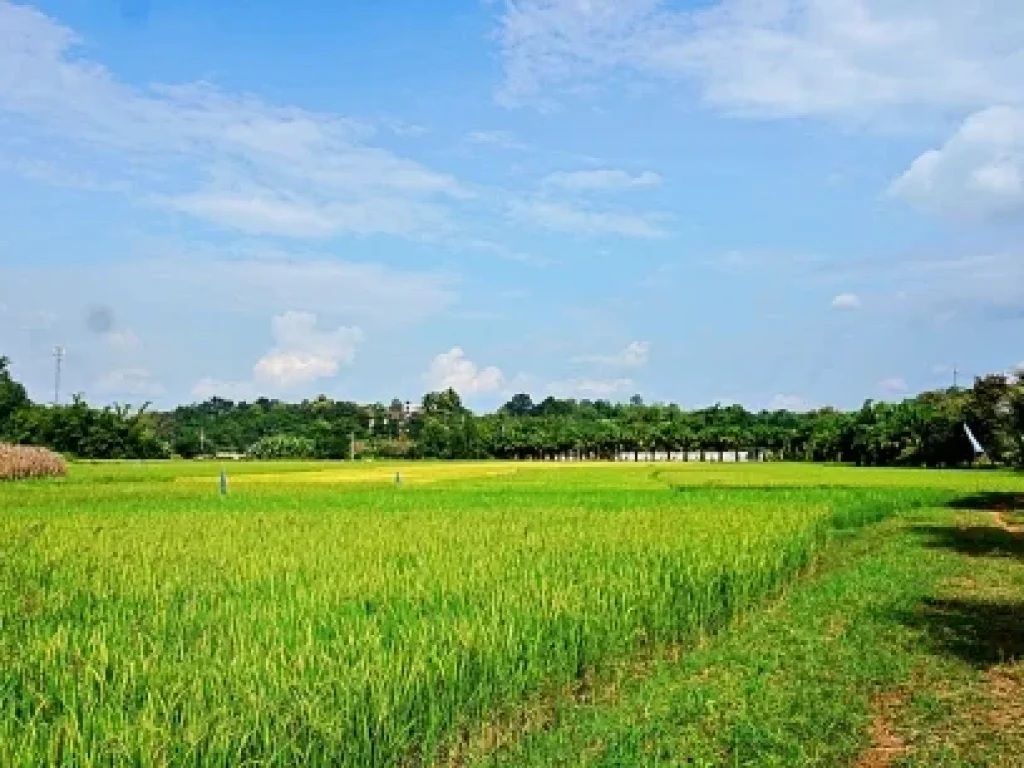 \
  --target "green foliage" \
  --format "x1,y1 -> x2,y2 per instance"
7,398 -> 170,459
2,354 -> 1023,467
1,462 -> 984,766
468,510 -> 1024,767
156,395 -> 366,457
246,434 -> 317,459
0,356 -> 30,437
